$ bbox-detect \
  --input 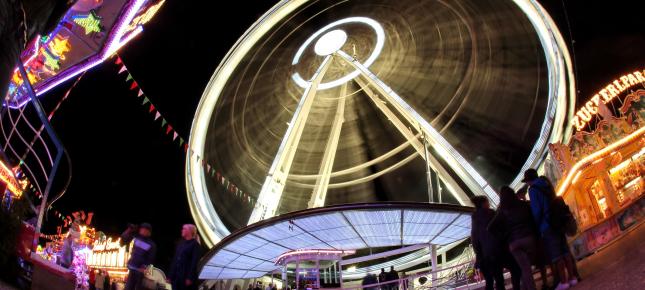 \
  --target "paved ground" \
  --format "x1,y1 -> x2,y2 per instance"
462,222 -> 645,290
572,222 -> 645,290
